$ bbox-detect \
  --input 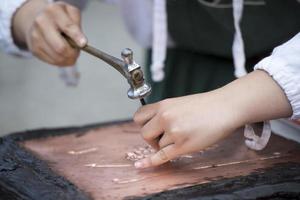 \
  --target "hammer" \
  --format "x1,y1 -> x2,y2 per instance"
63,34 -> 151,106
